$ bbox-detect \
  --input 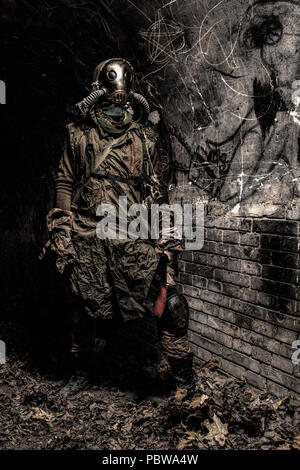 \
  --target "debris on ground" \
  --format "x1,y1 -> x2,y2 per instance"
0,336 -> 299,450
